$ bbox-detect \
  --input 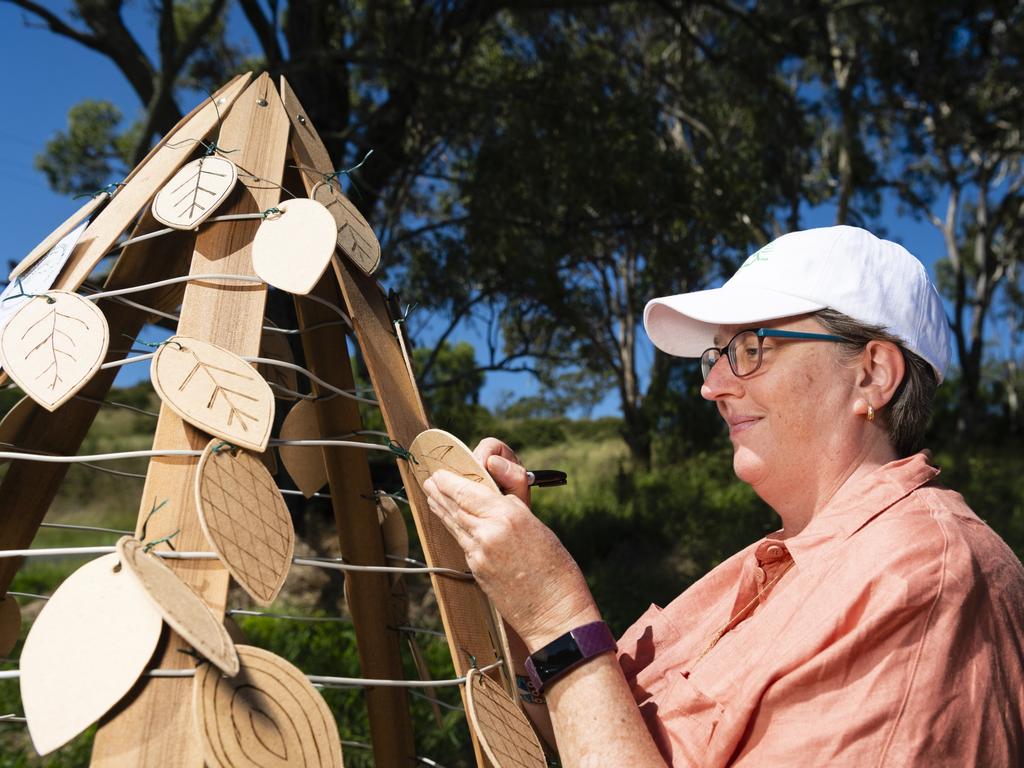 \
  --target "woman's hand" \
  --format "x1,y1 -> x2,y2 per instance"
472,437 -> 531,506
422,466 -> 598,651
